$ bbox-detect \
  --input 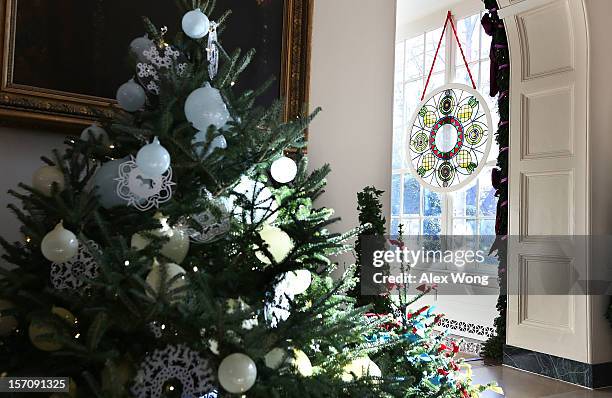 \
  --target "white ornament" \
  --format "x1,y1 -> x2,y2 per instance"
80,124 -> 109,145
114,157 -> 175,211
192,130 -> 227,159
32,166 -> 64,197
145,261 -> 187,301
132,214 -> 190,264
264,348 -> 312,377
254,224 -> 293,264
341,357 -> 382,382
92,157 -> 130,209
278,270 -> 312,296
184,83 -> 230,131
218,353 -> 257,394
41,222 -> 79,263
264,347 -> 286,369
270,156 -> 298,184
50,240 -> 100,291
130,35 -> 154,61
131,344 -> 215,398
182,9 -> 210,39
230,176 -> 278,224
116,78 -> 146,112
136,137 -> 171,177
